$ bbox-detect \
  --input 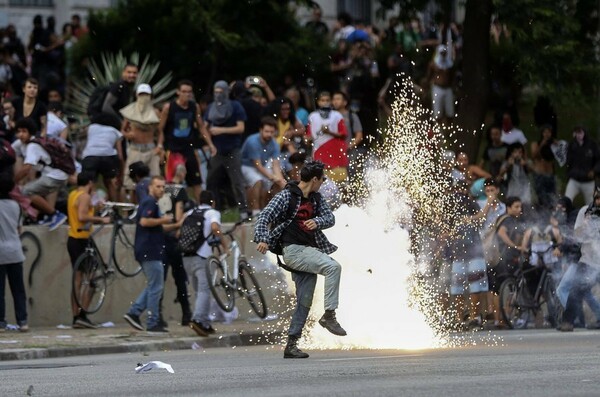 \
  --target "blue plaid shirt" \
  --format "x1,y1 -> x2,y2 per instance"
253,186 -> 337,254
